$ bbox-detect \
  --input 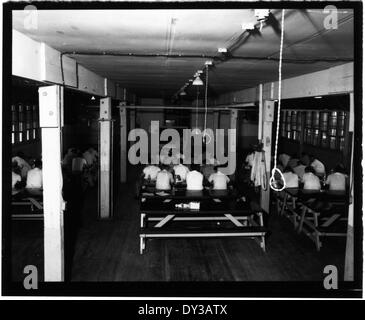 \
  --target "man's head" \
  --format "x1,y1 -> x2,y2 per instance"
190,164 -> 200,172
334,164 -> 346,174
33,159 -> 42,169
305,166 -> 315,174
284,166 -> 294,173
